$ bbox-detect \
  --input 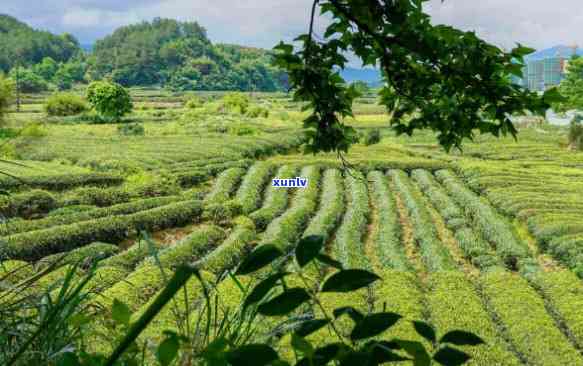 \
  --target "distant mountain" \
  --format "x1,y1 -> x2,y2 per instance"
525,45 -> 583,61
339,67 -> 382,86
0,14 -> 81,72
